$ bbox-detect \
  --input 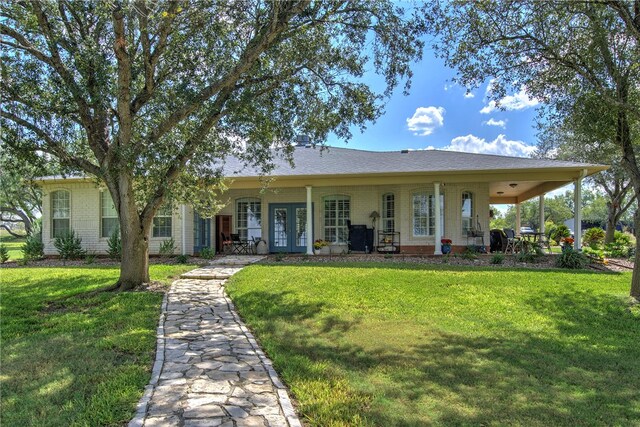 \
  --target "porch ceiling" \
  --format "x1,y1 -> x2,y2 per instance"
489,180 -> 573,204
